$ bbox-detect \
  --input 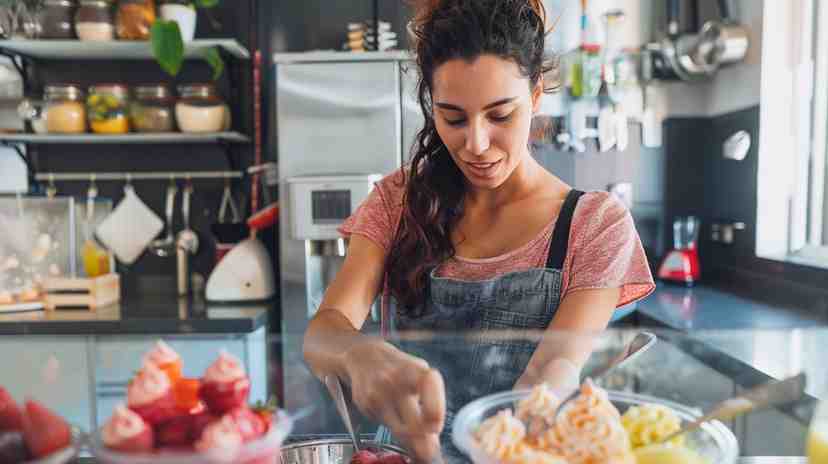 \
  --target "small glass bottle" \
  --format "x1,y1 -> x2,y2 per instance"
44,84 -> 86,134
40,0 -> 77,39
87,84 -> 130,134
116,0 -> 154,40
131,84 -> 176,132
176,83 -> 230,133
75,0 -> 115,41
